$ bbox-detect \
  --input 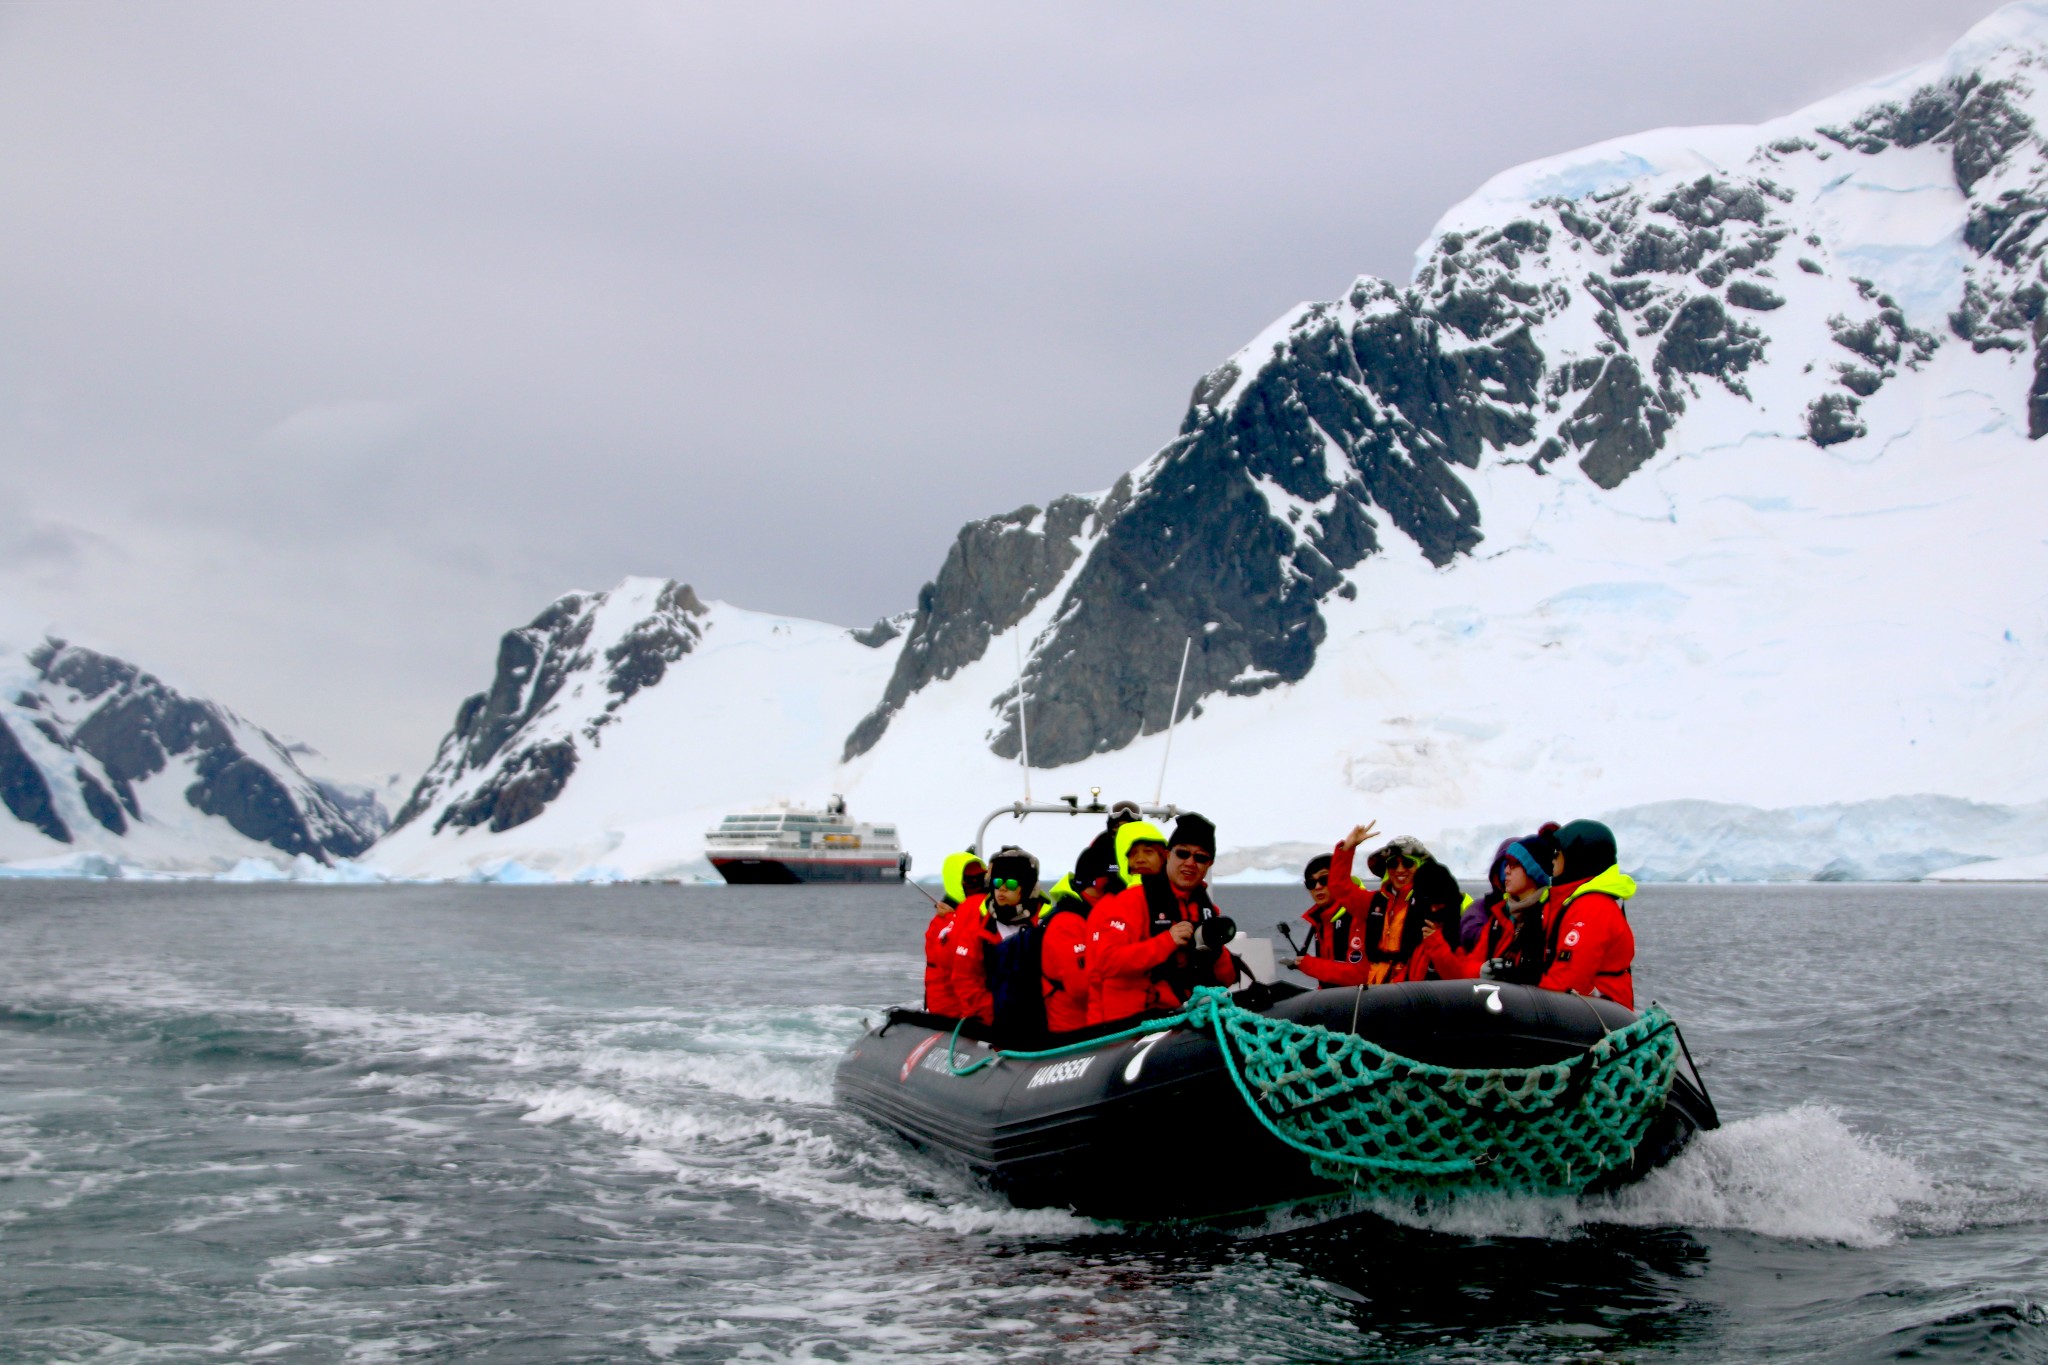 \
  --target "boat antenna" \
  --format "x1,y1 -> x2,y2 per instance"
1154,635 -> 1192,804
1013,630 -> 1032,802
